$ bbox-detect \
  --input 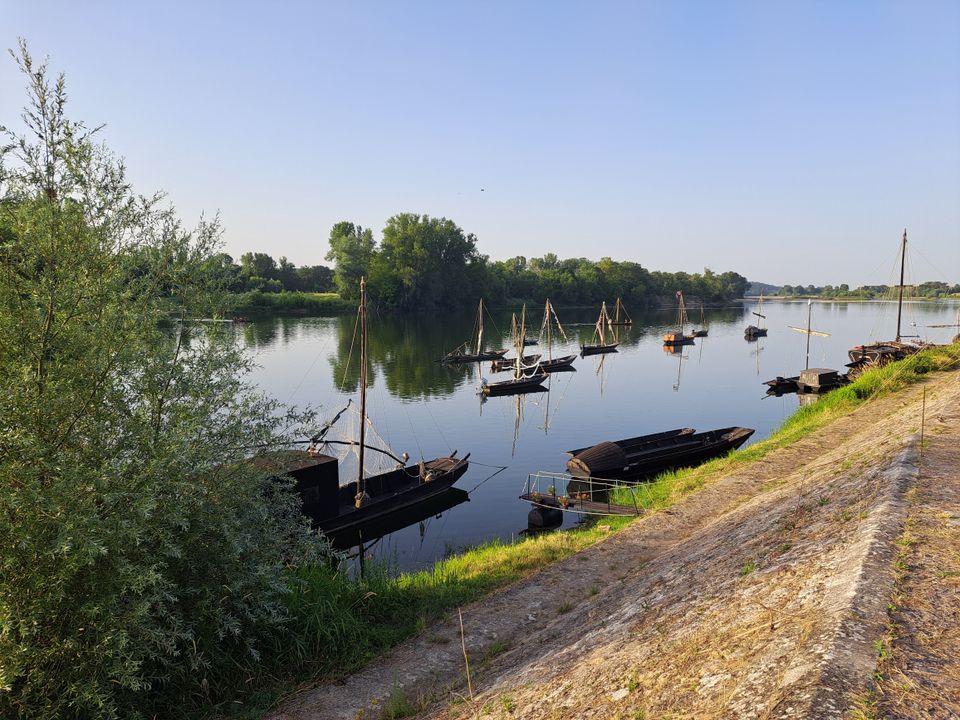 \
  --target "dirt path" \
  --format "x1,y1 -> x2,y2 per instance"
270,370 -> 960,720
875,391 -> 960,718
